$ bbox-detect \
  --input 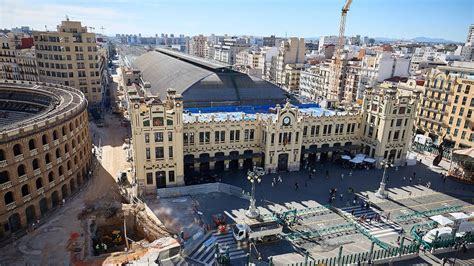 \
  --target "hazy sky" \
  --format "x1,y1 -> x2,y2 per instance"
1,0 -> 473,41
